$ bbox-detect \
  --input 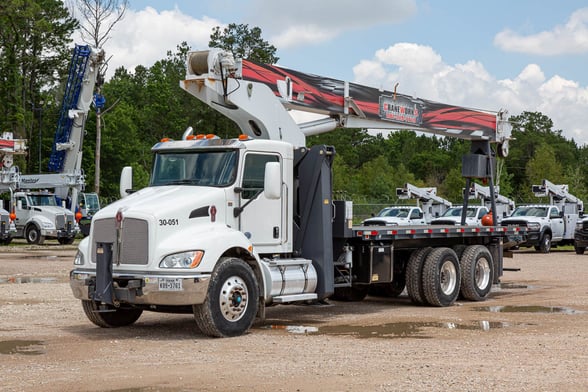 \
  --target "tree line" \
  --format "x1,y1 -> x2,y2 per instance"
1,1 -> 587,208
